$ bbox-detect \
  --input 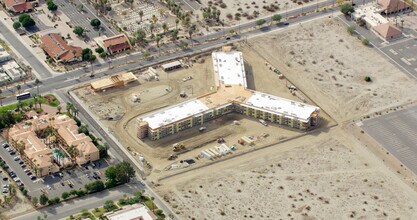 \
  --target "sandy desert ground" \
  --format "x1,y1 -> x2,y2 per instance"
156,128 -> 417,219
199,0 -> 317,25
153,17 -> 417,219
249,18 -> 417,122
